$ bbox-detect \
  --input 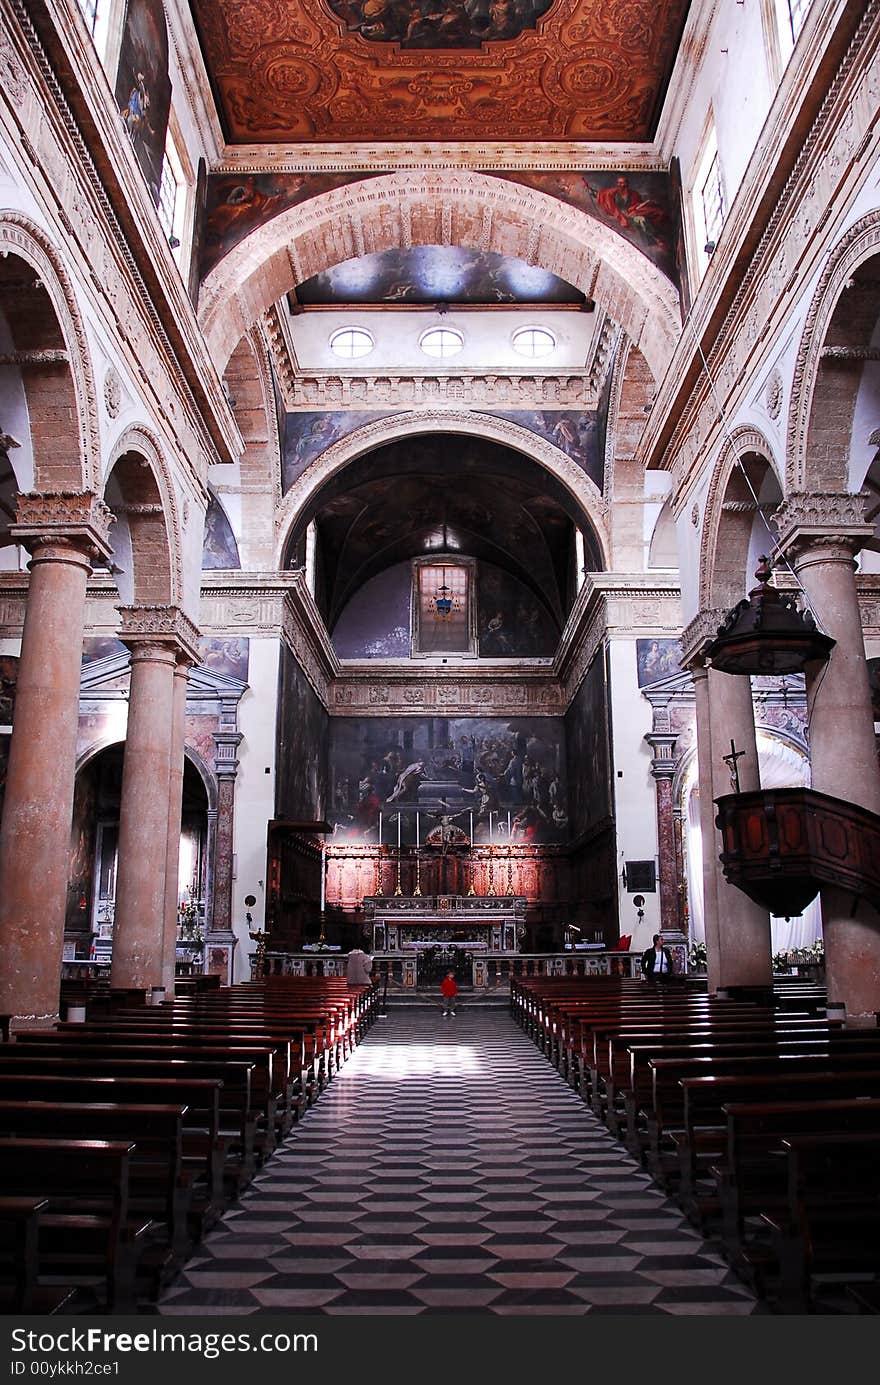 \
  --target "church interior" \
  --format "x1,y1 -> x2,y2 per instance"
1,0 -> 880,1321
